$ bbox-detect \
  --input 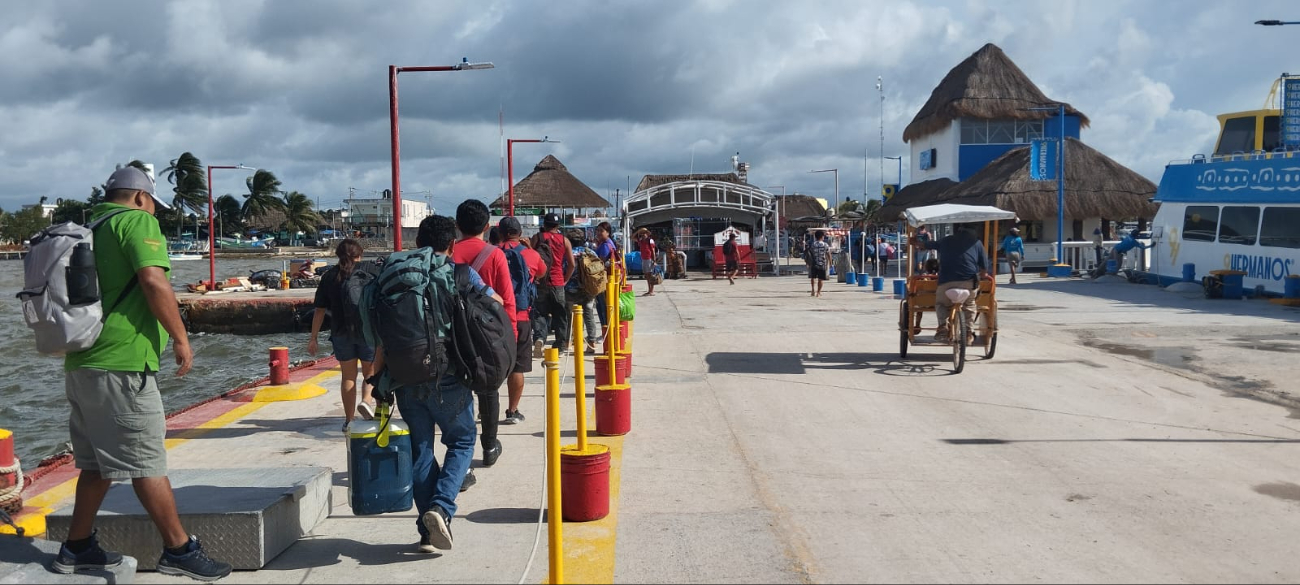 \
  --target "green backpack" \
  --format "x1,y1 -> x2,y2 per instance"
360,249 -> 456,388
